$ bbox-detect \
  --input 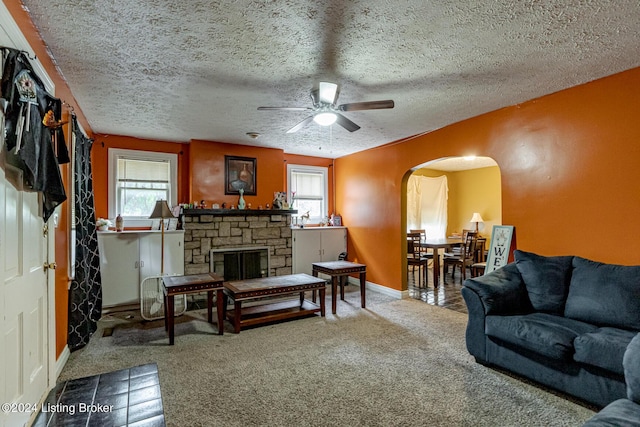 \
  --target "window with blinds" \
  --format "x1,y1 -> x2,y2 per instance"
108,149 -> 177,219
287,165 -> 328,223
